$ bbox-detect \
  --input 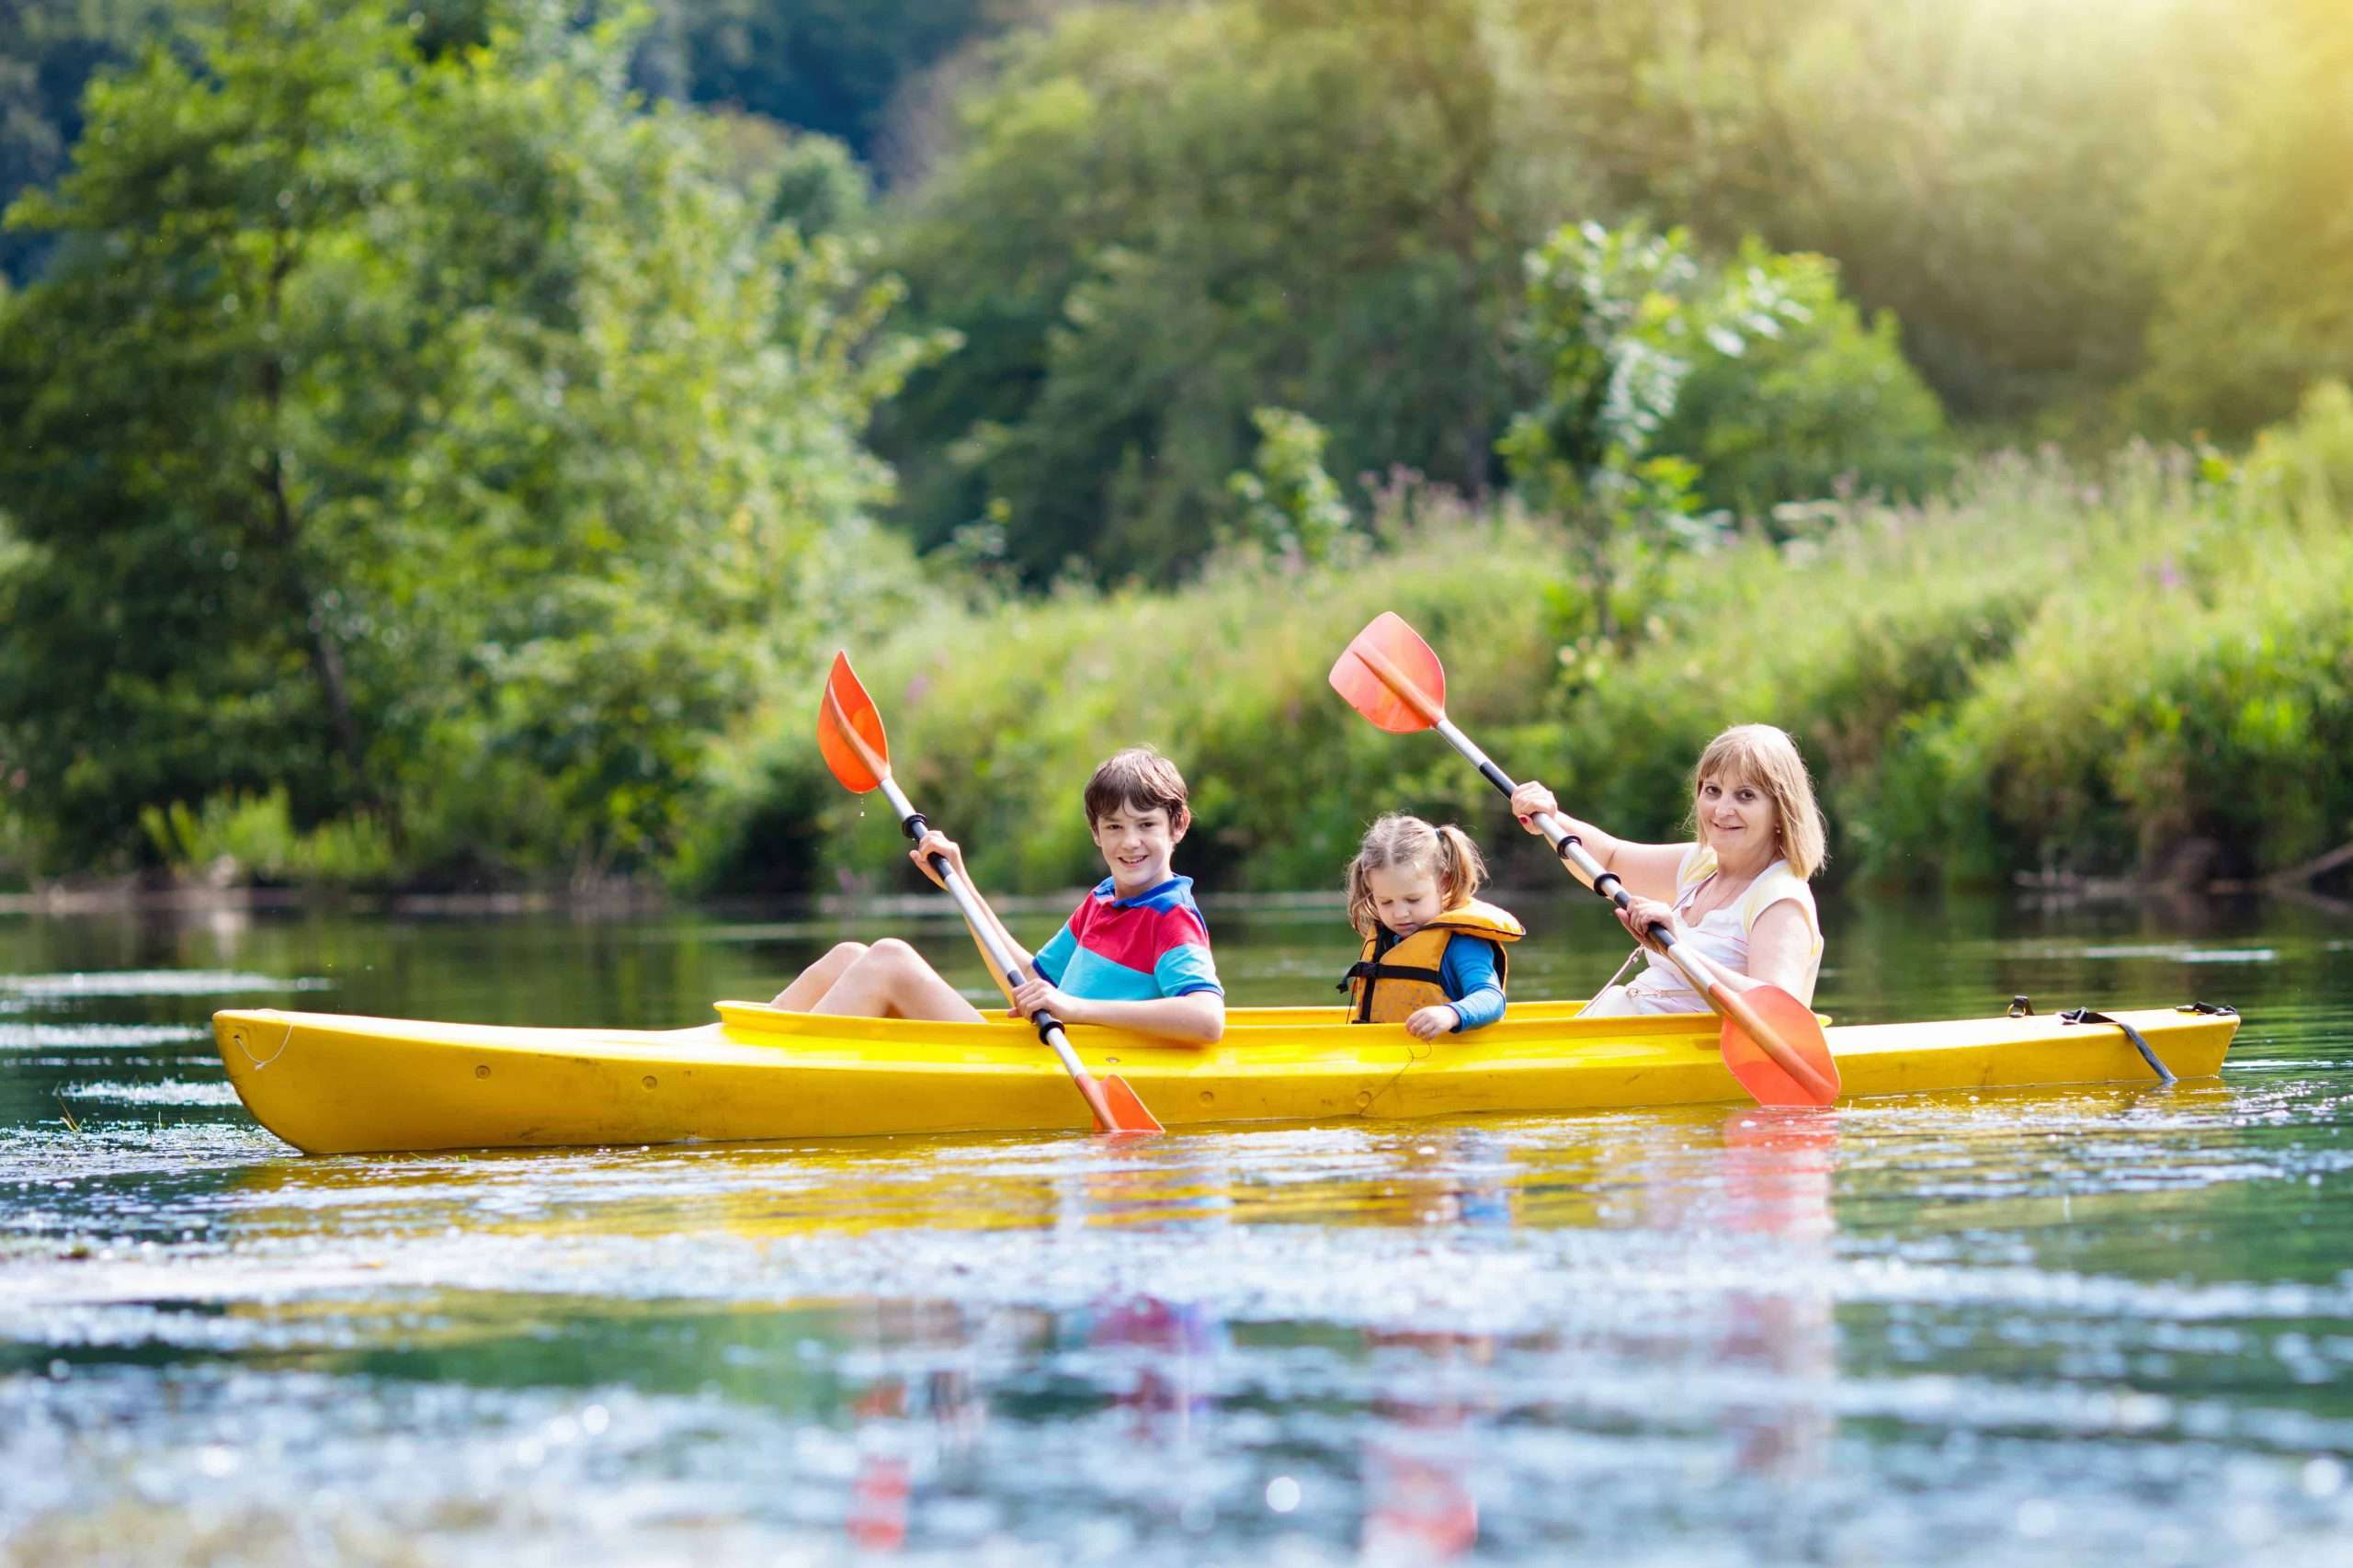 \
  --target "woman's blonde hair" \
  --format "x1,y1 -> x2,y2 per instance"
1345,813 -> 1488,937
1688,724 -> 1828,880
